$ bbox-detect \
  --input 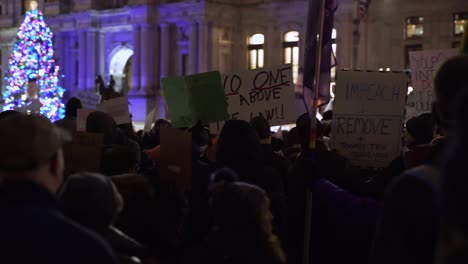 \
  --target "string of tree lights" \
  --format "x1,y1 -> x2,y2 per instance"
2,0 -> 65,122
